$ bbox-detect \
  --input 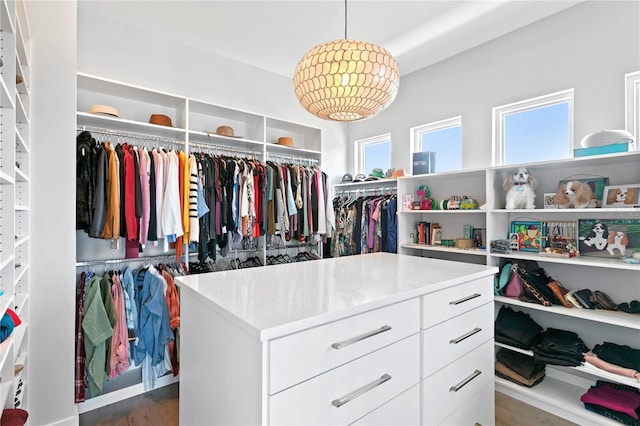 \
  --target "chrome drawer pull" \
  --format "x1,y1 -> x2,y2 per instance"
449,369 -> 481,392
331,325 -> 392,350
450,327 -> 482,344
449,293 -> 481,305
332,374 -> 392,408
